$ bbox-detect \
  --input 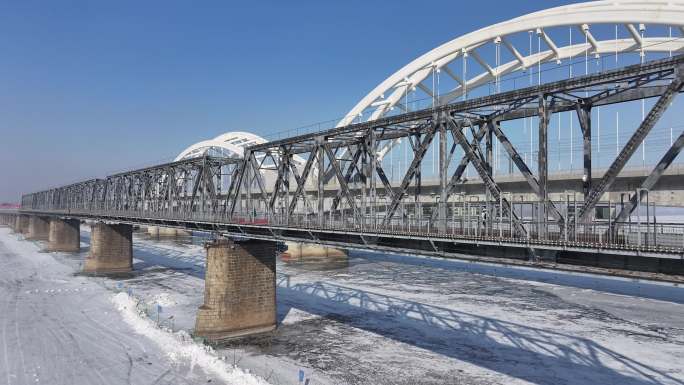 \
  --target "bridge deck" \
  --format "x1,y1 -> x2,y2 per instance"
17,209 -> 684,261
